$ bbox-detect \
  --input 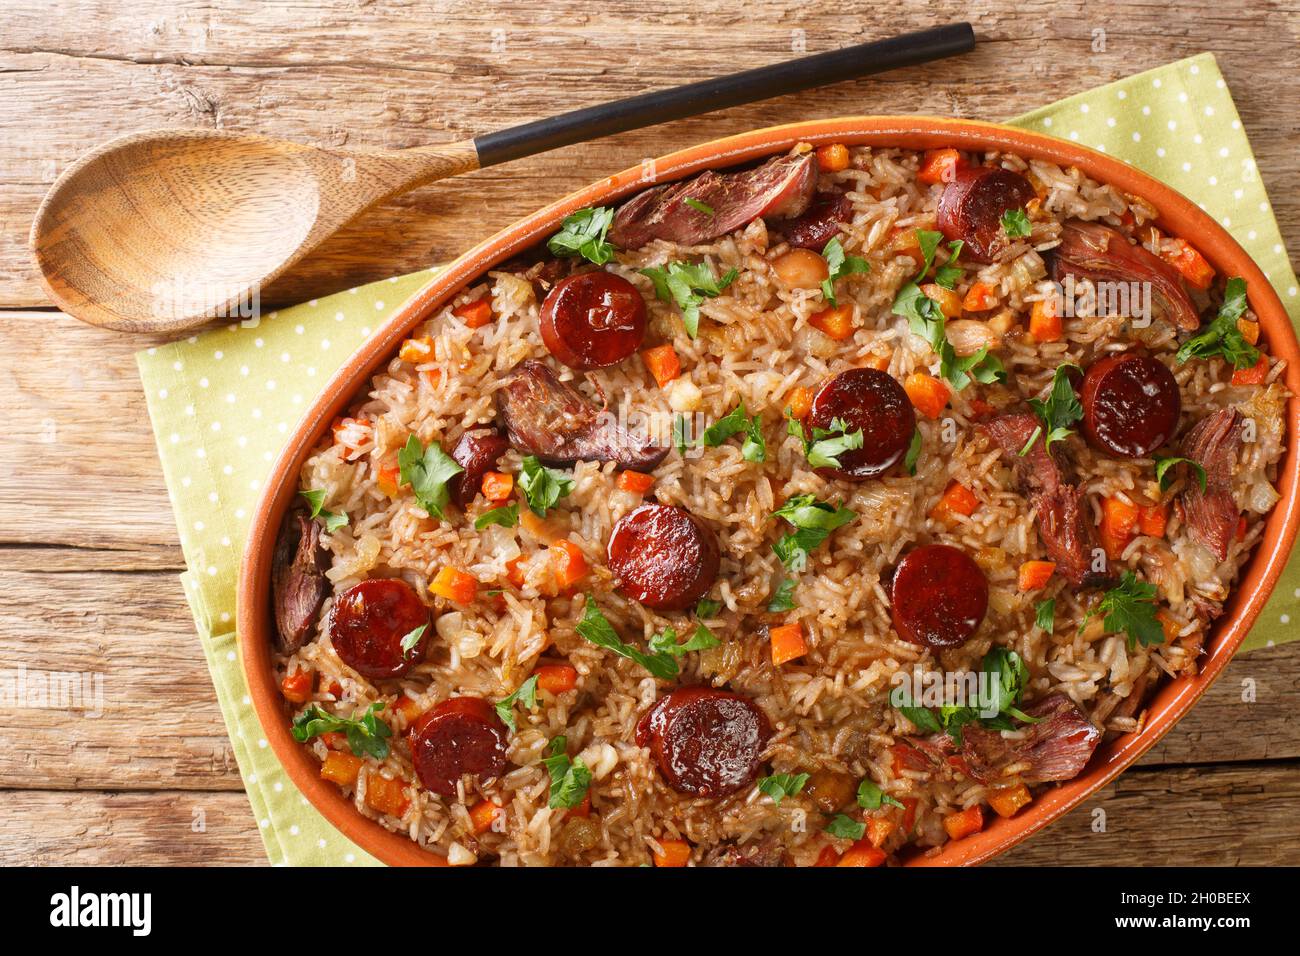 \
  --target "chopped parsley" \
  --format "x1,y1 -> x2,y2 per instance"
934,239 -> 965,290
683,197 -> 715,216
291,702 -> 392,760
1175,277 -> 1258,370
787,414 -> 863,469
825,814 -> 866,841
518,456 -> 574,517
895,647 -> 1038,744
766,577 -> 798,613
640,260 -> 739,338
542,735 -> 592,809
547,206 -> 616,265
474,502 -> 519,530
300,488 -> 348,532
1021,363 -> 1083,456
647,622 -> 721,656
1080,571 -> 1165,649
1034,598 -> 1056,634
672,413 -> 694,454
493,675 -> 539,733
857,778 -> 905,811
696,598 -> 722,618
904,426 -> 923,476
700,401 -> 766,462
758,772 -> 810,806
1154,455 -> 1209,492
770,495 -> 856,572
1001,208 -> 1032,239
820,236 -> 871,306
399,623 -> 427,658
397,435 -> 463,521
575,597 -> 678,679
